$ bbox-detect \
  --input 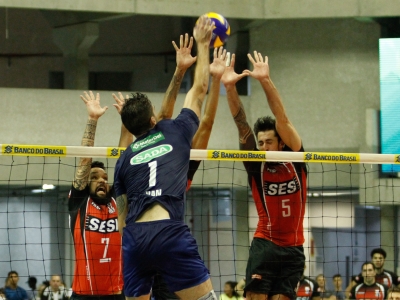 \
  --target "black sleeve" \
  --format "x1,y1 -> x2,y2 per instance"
68,184 -> 90,212
187,160 -> 201,181
240,132 -> 259,174
388,270 -> 399,285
